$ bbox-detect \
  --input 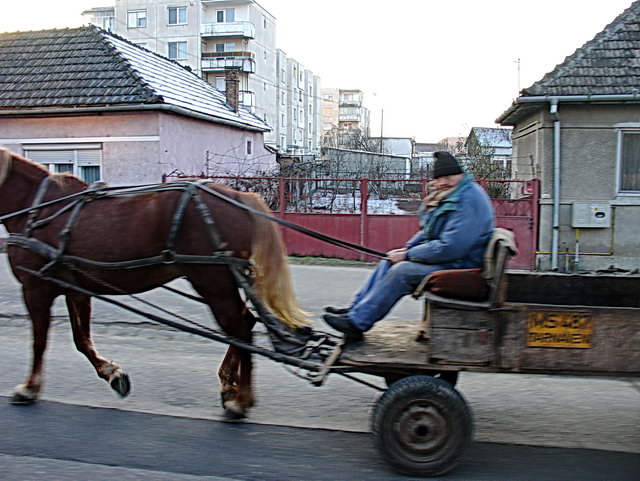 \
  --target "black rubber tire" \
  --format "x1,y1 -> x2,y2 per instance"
436,370 -> 459,387
384,370 -> 459,388
372,375 -> 473,477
